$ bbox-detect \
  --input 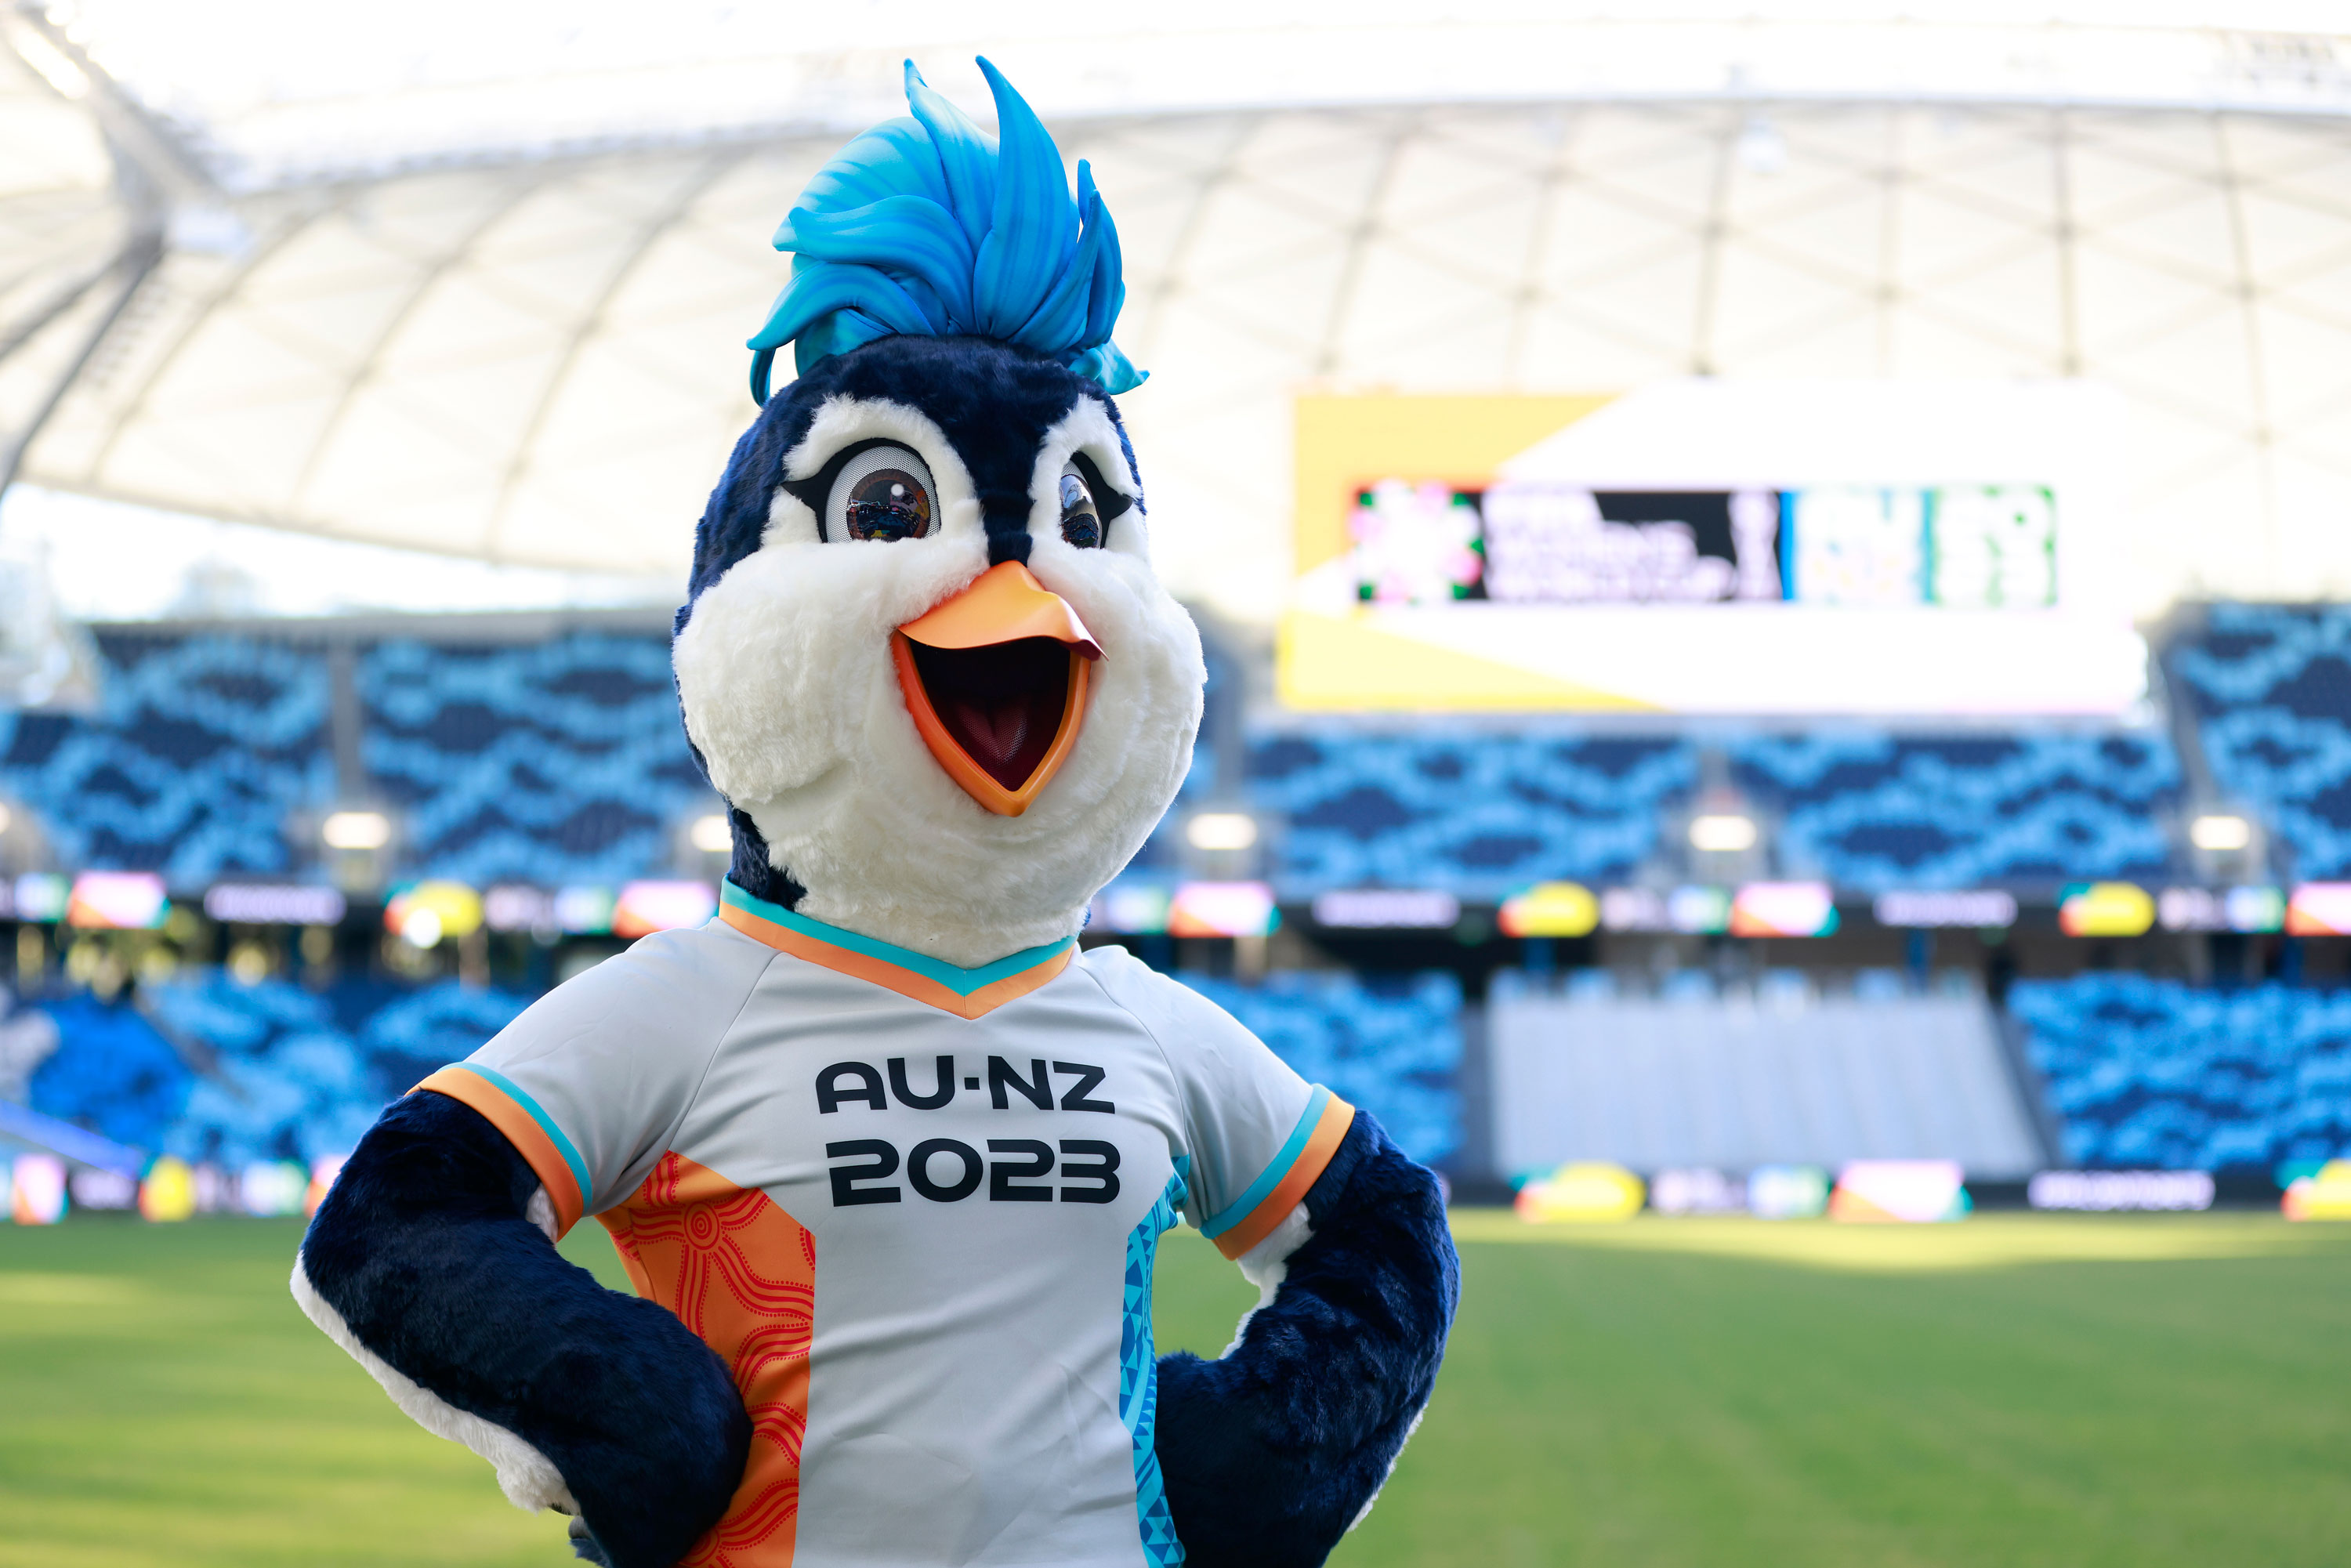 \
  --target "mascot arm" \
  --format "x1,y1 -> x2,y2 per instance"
293,1089 -> 751,1568
1154,1110 -> 1460,1568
